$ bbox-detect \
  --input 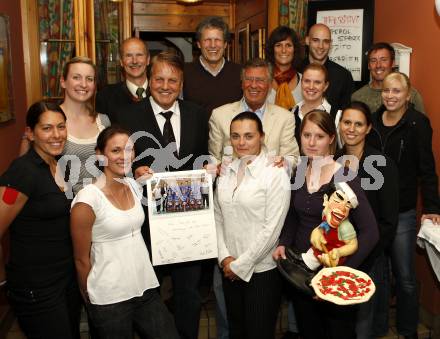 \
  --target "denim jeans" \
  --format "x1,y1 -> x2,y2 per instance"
213,265 -> 229,339
390,209 -> 418,336
87,289 -> 179,339
356,252 -> 389,338
7,277 -> 81,339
